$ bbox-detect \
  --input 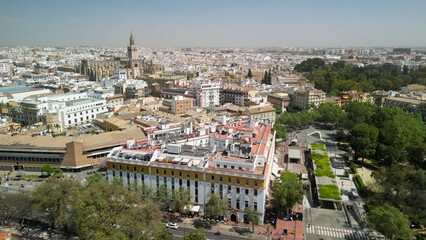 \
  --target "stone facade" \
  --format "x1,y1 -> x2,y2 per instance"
77,32 -> 157,81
